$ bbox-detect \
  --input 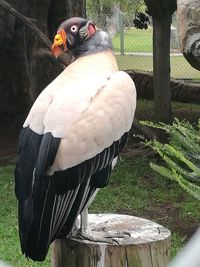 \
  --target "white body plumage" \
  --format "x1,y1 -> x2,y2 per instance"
24,52 -> 136,171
